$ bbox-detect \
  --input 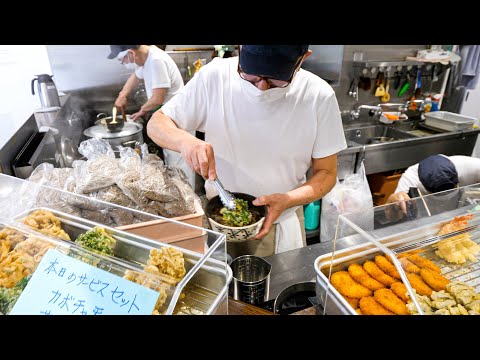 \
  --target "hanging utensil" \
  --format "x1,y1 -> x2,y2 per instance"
348,78 -> 356,97
393,71 -> 401,90
375,72 -> 386,96
398,72 -> 411,97
414,68 -> 422,98
381,78 -> 391,102
359,74 -> 371,91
